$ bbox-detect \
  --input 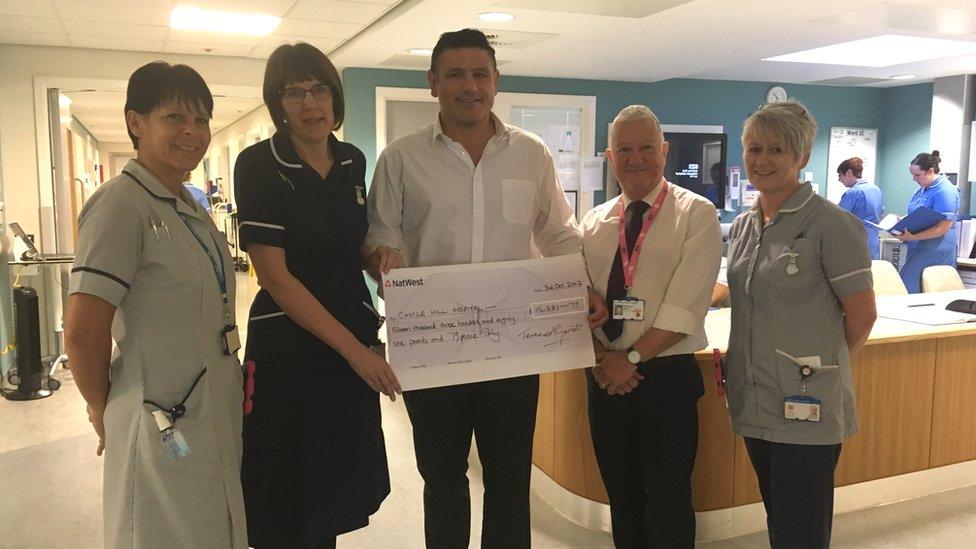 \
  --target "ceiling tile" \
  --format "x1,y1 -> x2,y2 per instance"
0,30 -> 70,47
70,35 -> 165,52
72,0 -> 173,6
63,20 -> 167,40
287,1 -> 391,24
190,0 -> 296,16
273,17 -> 361,39
167,28 -> 266,46
55,1 -> 171,26
248,34 -> 343,58
0,15 -> 63,34
0,0 -> 58,17
164,41 -> 254,56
